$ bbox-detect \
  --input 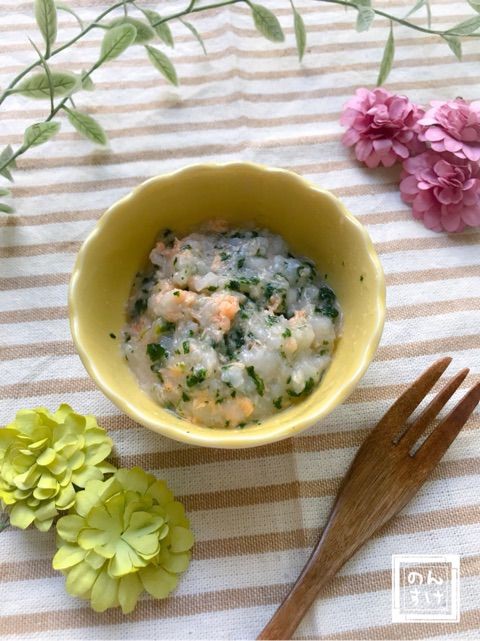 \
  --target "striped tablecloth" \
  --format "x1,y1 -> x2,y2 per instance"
1,0 -> 479,638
